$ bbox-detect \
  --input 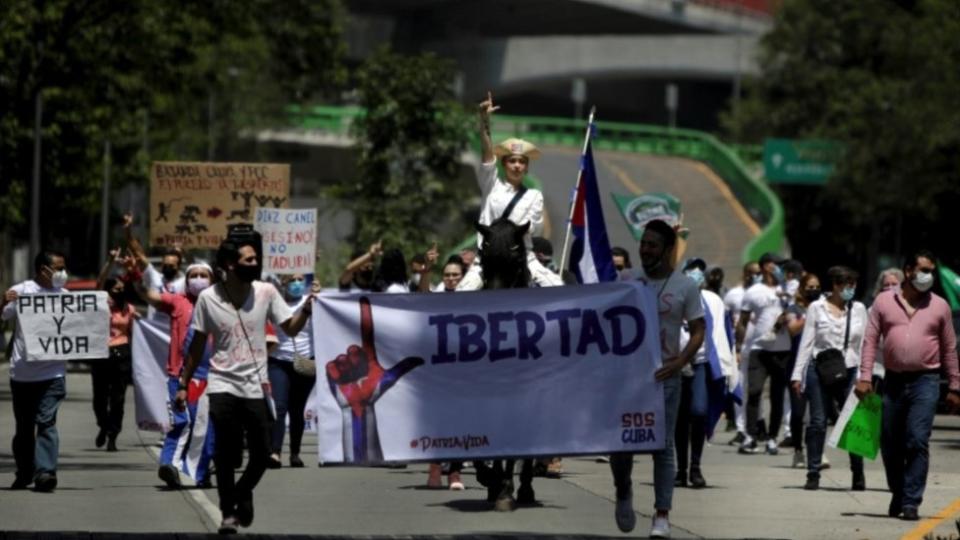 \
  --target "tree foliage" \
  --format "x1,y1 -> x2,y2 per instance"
0,0 -> 345,266
331,48 -> 474,257
724,0 -> 960,274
